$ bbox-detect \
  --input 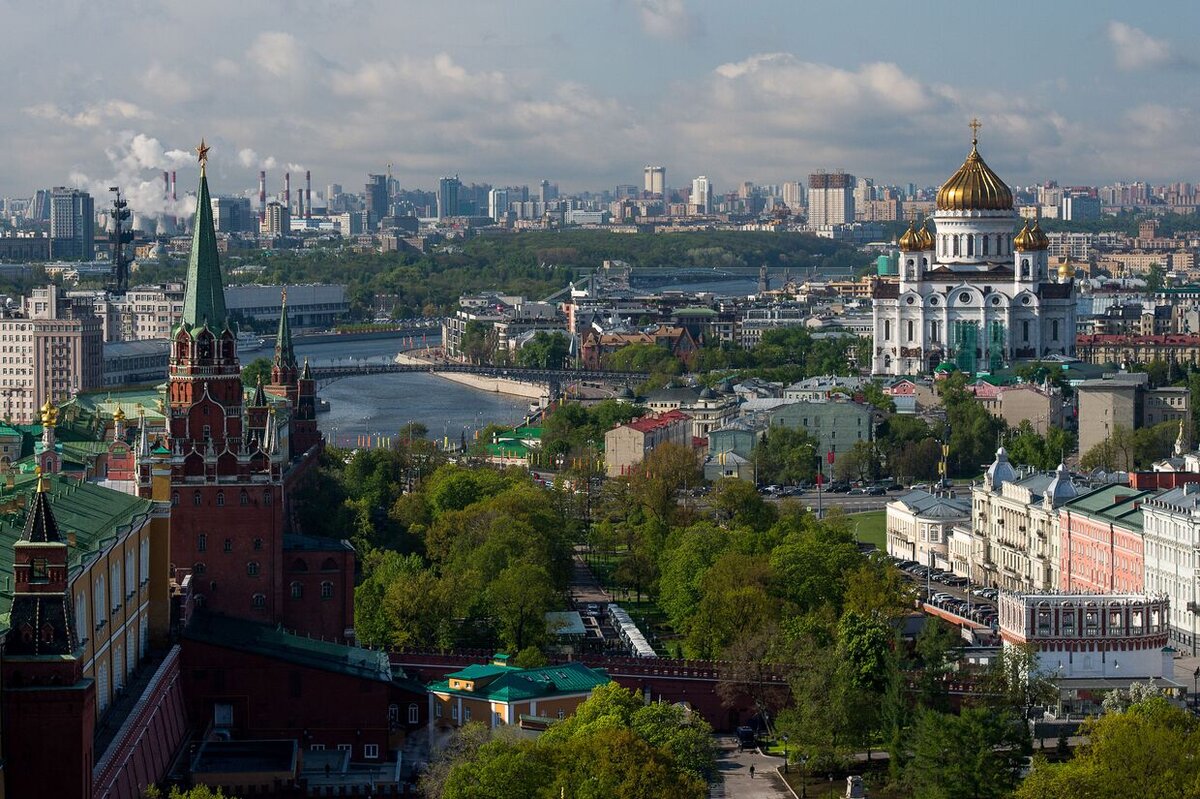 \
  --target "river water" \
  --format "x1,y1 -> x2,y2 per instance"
293,337 -> 529,449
